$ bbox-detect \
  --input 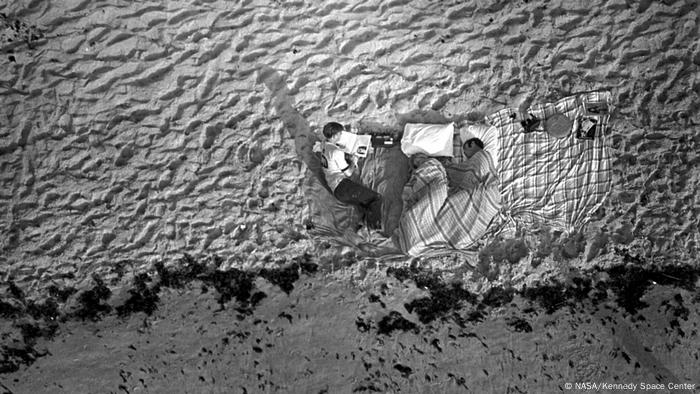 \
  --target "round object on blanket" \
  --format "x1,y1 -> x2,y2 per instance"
545,113 -> 573,139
